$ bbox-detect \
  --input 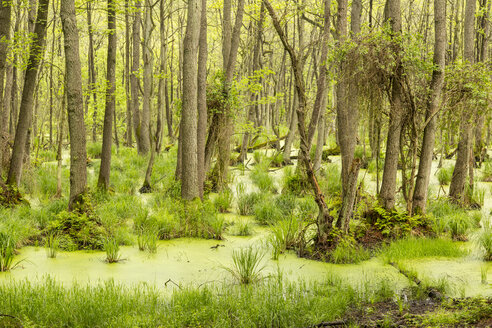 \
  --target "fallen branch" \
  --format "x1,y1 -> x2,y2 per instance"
304,320 -> 346,327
